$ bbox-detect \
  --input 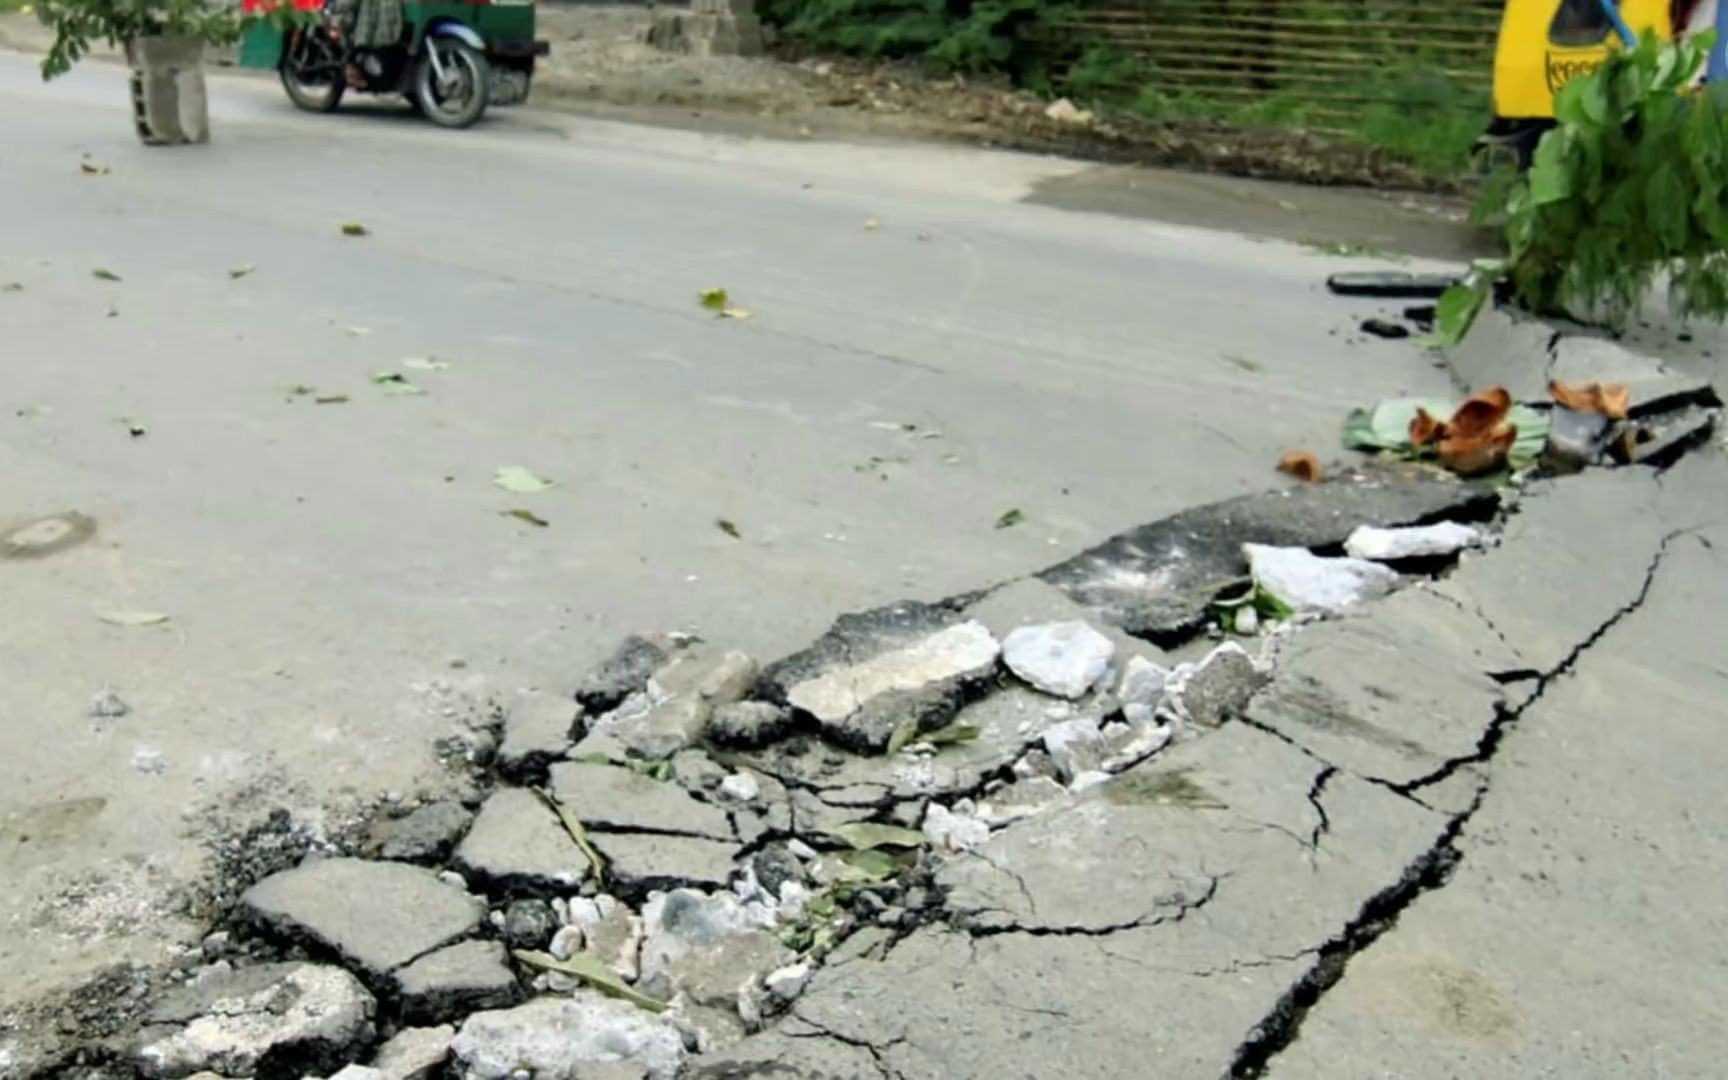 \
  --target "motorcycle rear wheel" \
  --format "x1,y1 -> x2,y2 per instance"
281,29 -> 346,113
413,38 -> 489,129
